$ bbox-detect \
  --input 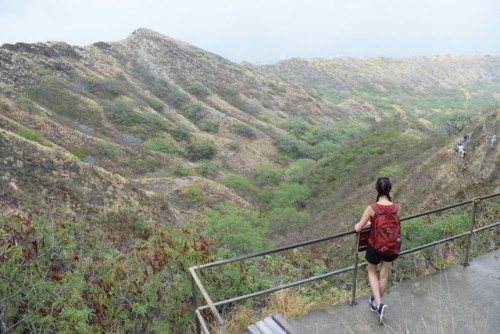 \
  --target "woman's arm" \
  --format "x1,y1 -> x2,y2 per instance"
354,205 -> 374,232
